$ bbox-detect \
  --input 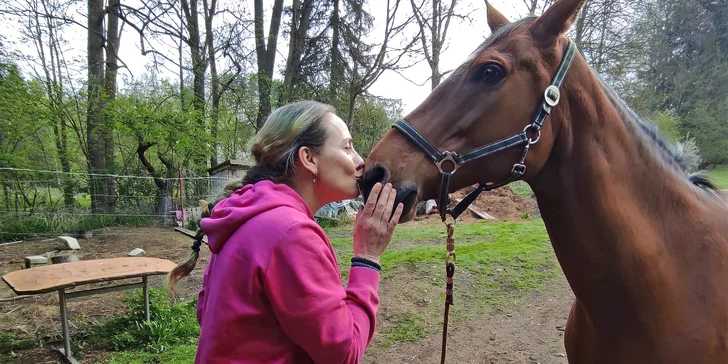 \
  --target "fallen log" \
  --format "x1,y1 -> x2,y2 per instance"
174,227 -> 208,243
450,198 -> 498,221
